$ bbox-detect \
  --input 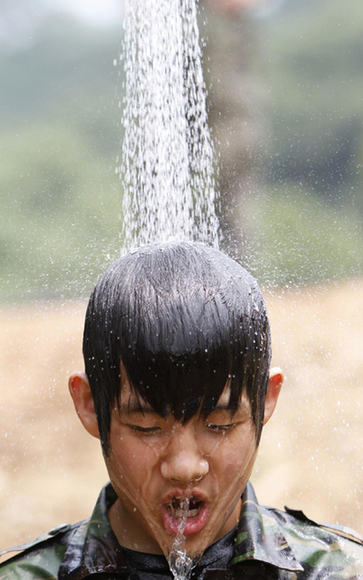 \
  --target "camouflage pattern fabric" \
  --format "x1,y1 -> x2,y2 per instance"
1,482 -> 362,579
